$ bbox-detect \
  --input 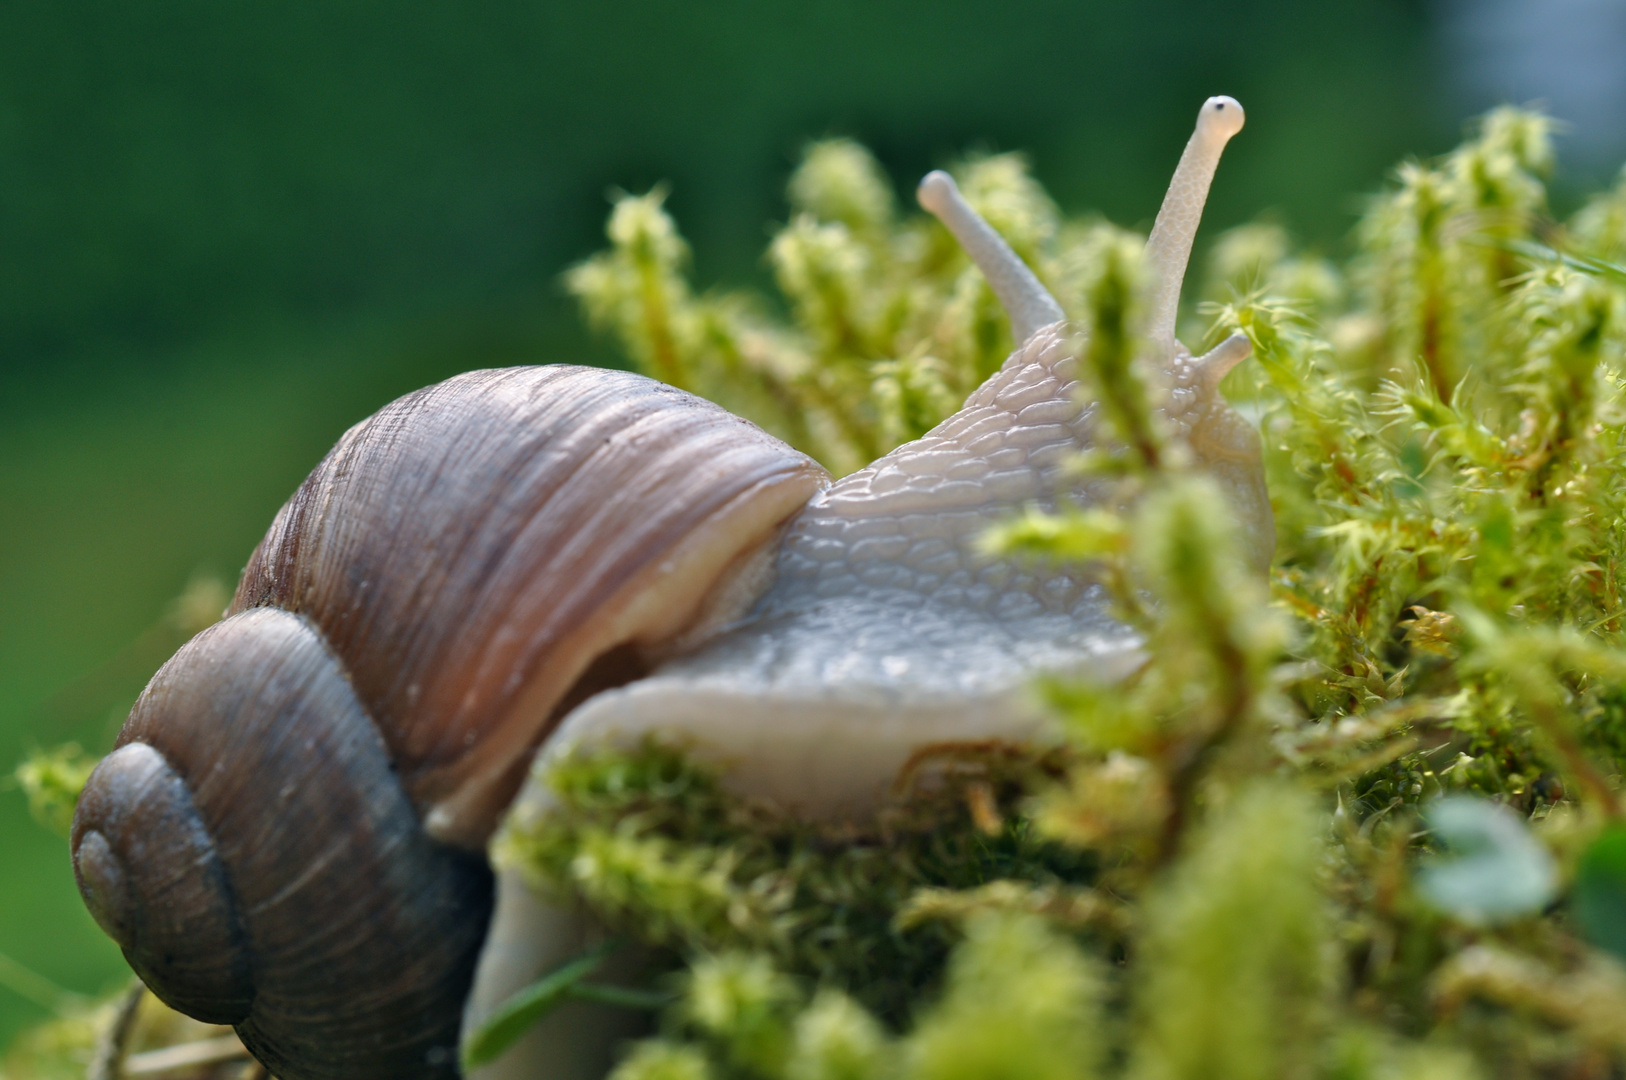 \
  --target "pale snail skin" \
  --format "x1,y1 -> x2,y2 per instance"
467,95 -> 1268,1080
62,96 -> 1266,1080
